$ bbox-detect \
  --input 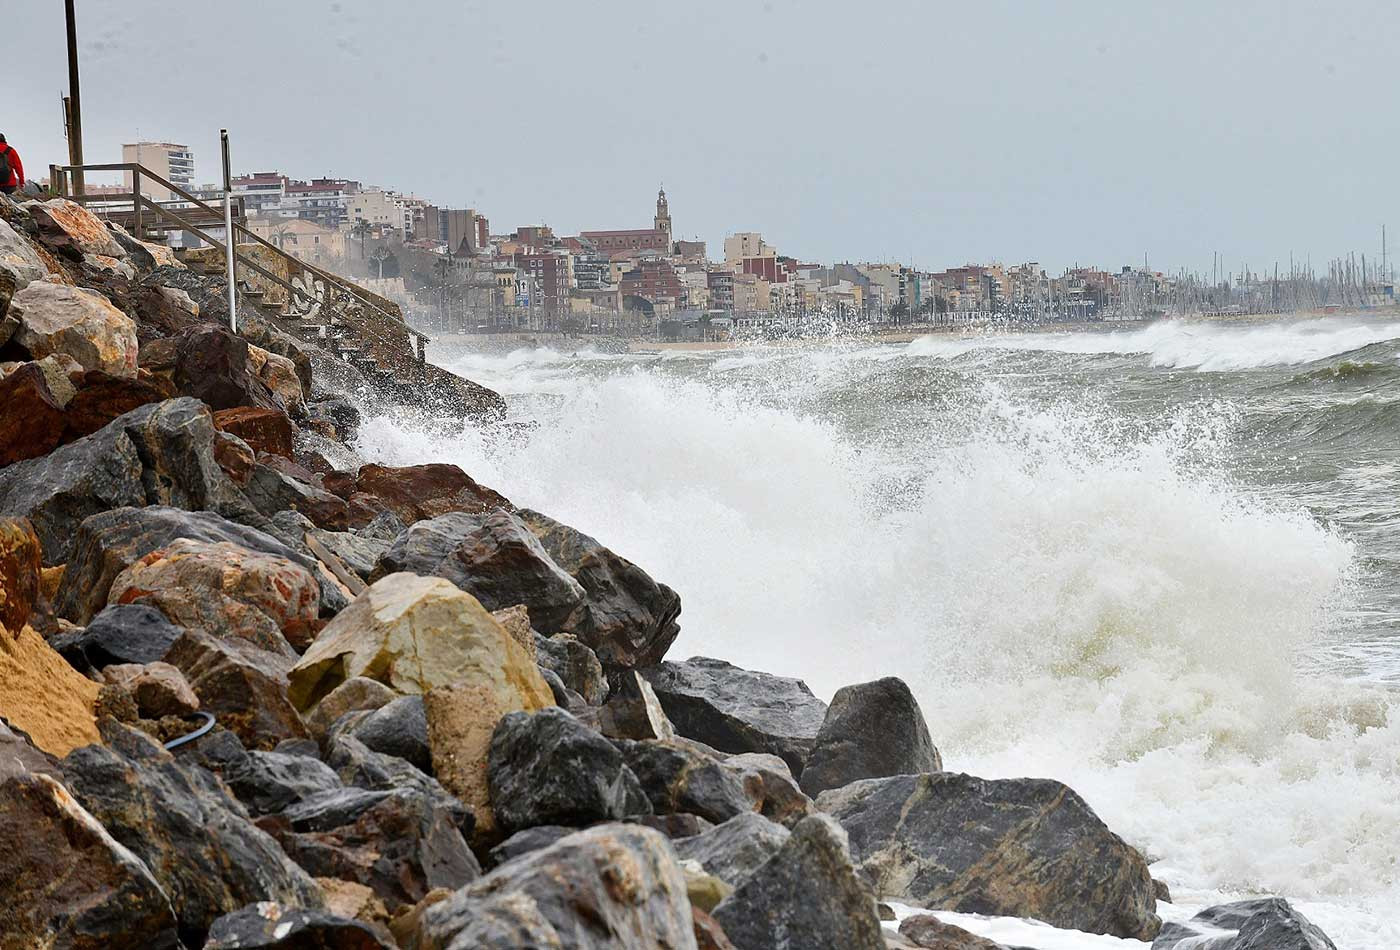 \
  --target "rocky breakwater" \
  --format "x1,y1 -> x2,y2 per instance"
0,191 -> 1343,948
